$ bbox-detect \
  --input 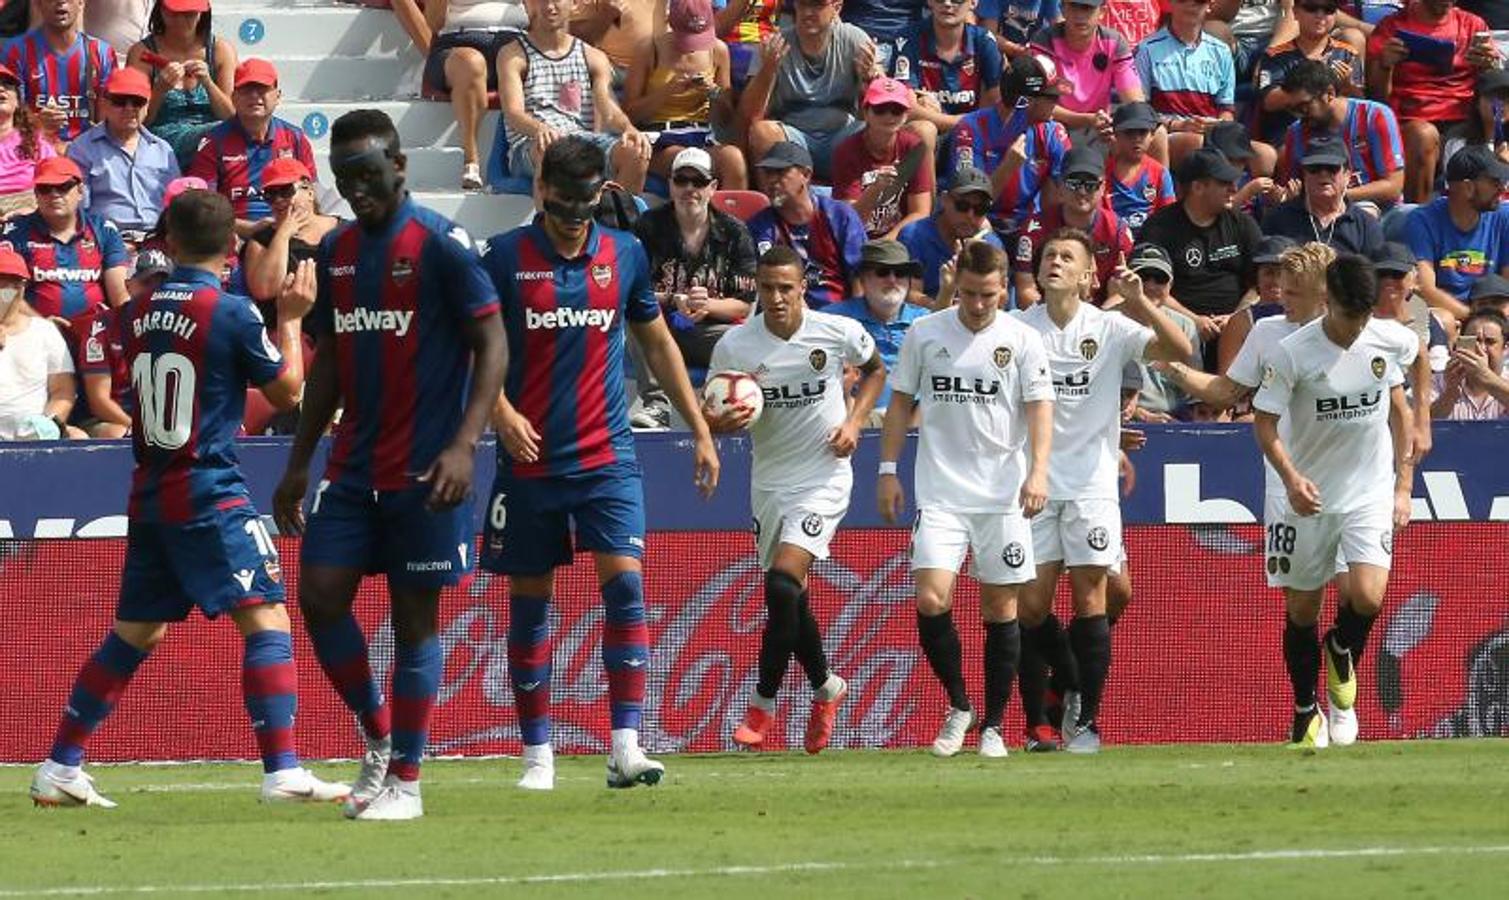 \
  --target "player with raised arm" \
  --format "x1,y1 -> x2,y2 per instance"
480,135 -> 720,792
1252,253 -> 1417,749
30,191 -> 345,808
709,246 -> 887,754
878,240 -> 1054,759
1016,228 -> 1194,754
272,110 -> 508,821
